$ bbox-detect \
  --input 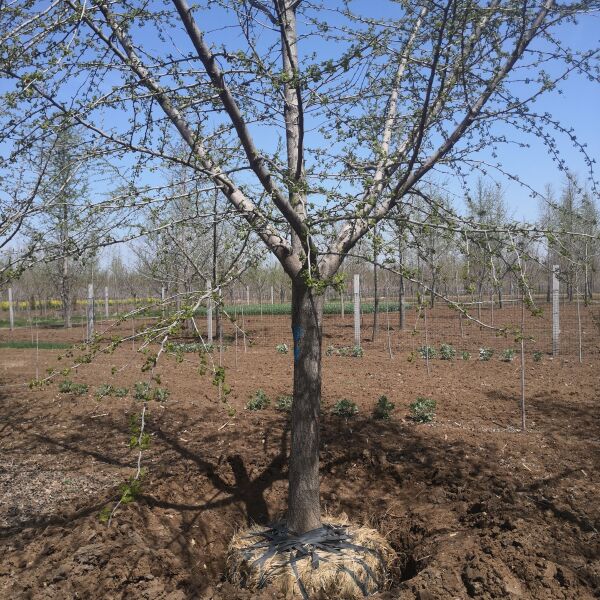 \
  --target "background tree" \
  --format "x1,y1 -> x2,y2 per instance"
466,180 -> 510,310
547,175 -> 600,303
33,123 -> 99,328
